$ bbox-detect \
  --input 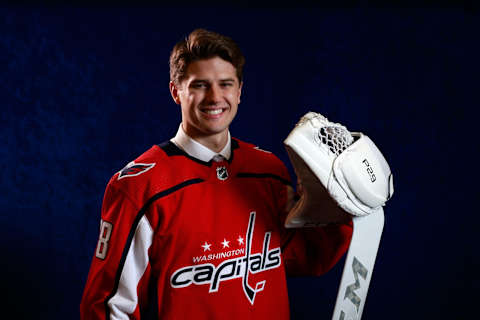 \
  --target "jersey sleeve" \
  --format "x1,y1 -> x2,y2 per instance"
275,162 -> 353,277
80,180 -> 155,320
